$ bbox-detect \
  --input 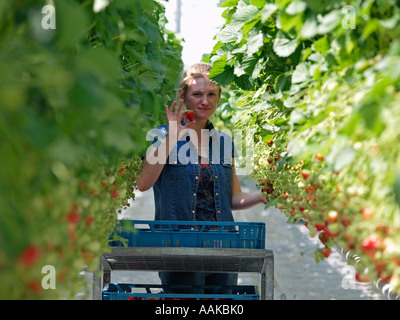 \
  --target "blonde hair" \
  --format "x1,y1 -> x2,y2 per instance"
178,62 -> 222,101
